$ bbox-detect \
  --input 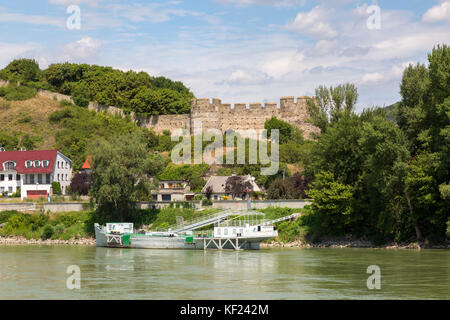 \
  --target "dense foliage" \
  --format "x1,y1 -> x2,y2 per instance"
0,60 -> 194,115
302,45 -> 449,244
